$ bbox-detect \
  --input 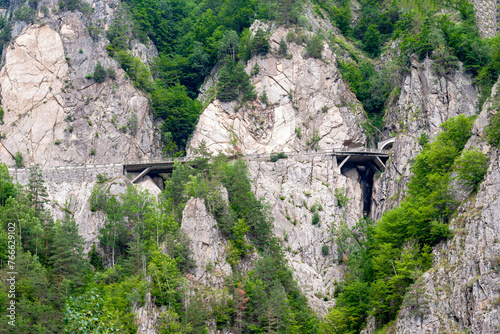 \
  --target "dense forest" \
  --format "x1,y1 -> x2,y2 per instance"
0,155 -> 320,333
1,0 -> 499,332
